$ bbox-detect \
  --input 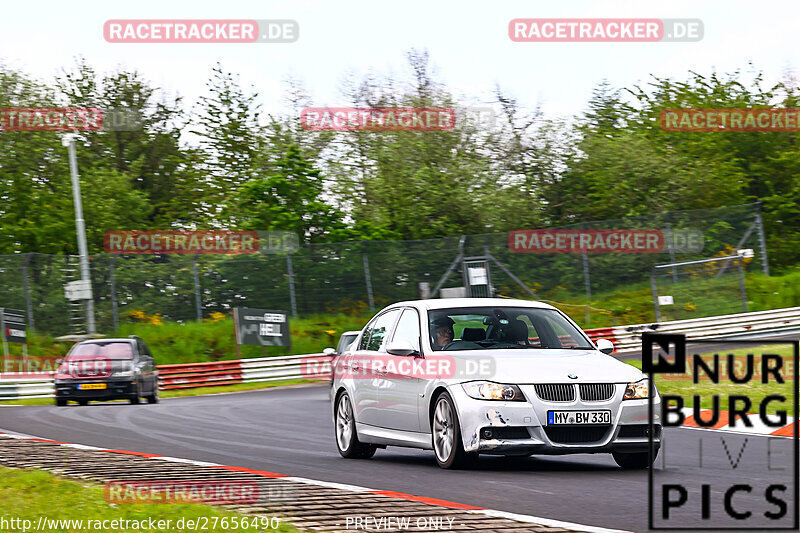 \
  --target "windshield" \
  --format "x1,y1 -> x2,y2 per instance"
428,306 -> 594,351
68,342 -> 134,360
